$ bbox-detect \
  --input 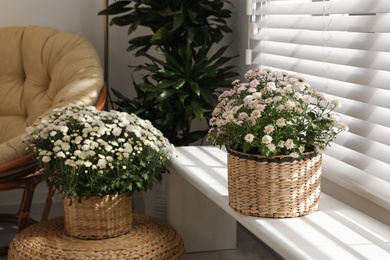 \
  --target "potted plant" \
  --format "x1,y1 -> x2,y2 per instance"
99,0 -> 239,219
99,0 -> 239,146
23,105 -> 175,238
207,68 -> 348,218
